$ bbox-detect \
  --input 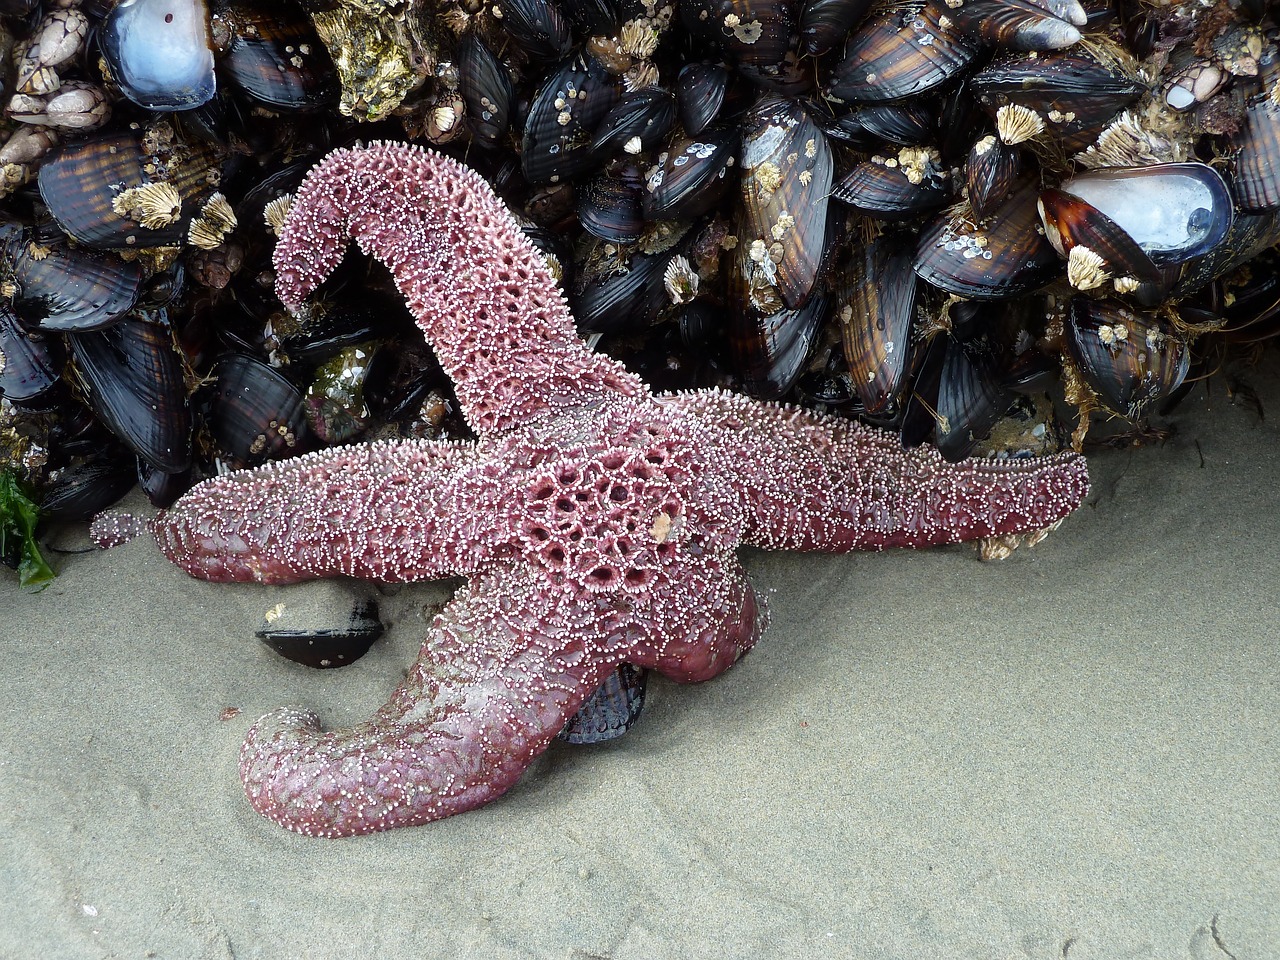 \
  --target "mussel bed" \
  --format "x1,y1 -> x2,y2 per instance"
3,0 -> 1280,580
